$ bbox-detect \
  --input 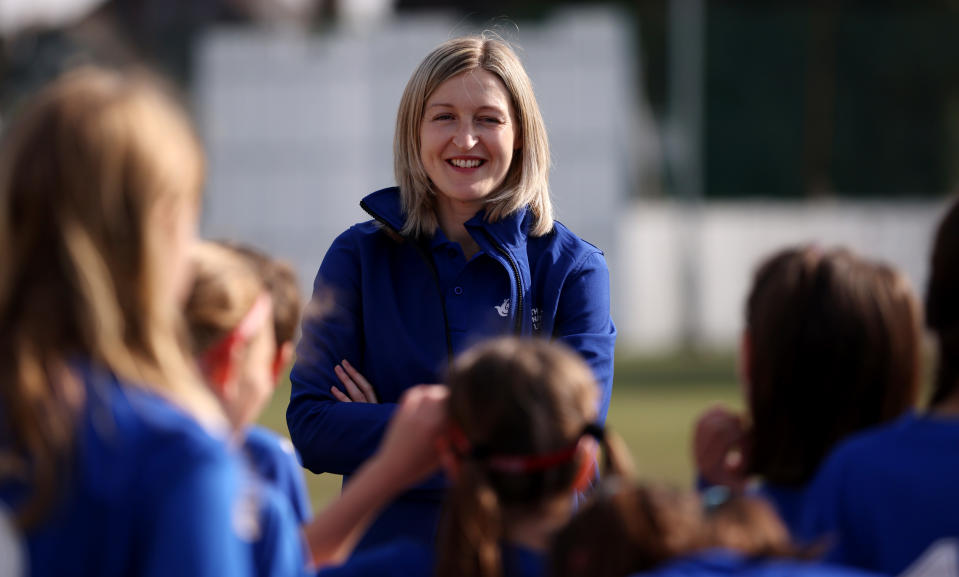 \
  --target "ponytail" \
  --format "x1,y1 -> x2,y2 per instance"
436,462 -> 503,577
440,338 -> 605,577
